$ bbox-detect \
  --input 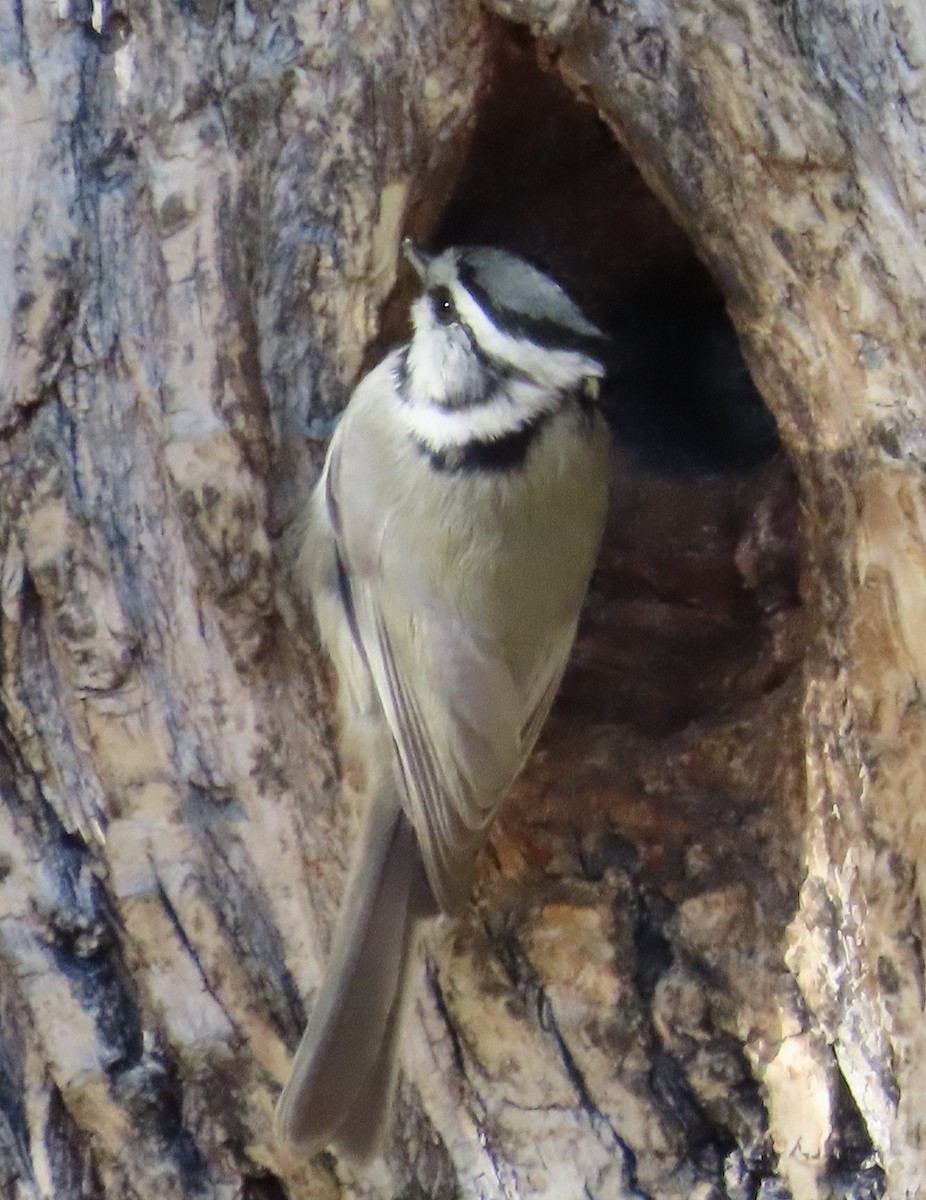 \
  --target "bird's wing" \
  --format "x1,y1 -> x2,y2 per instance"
351,577 -> 546,914
324,435 -> 572,914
